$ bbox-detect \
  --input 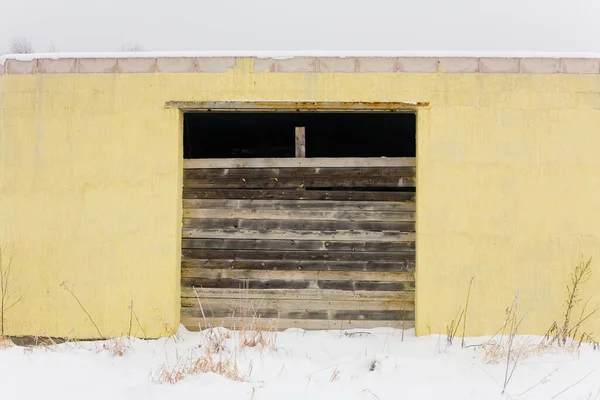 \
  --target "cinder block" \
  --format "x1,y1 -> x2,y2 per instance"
397,57 -> 438,73
438,57 -> 479,73
156,57 -> 195,73
358,57 -> 398,73
6,59 -> 37,74
318,57 -> 357,73
196,57 -> 236,72
480,58 -> 520,73
560,58 -> 600,74
275,57 -> 318,73
520,58 -> 560,74
118,58 -> 157,73
254,58 -> 277,72
78,58 -> 118,73
38,58 -> 77,74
